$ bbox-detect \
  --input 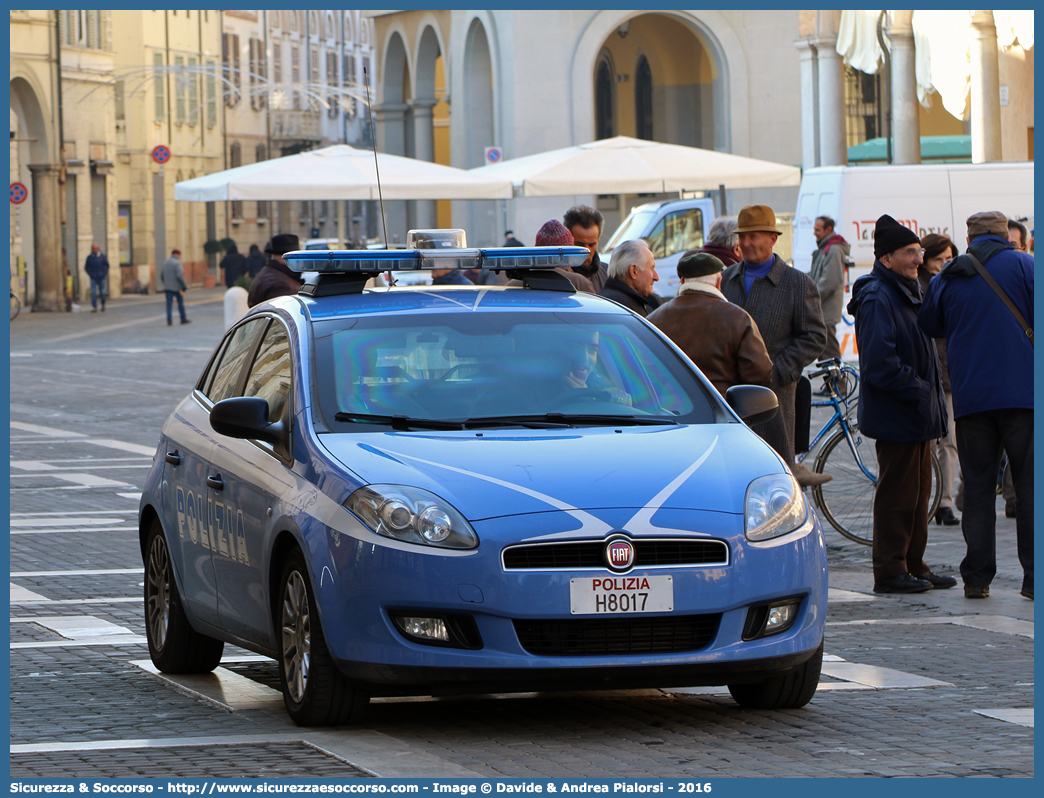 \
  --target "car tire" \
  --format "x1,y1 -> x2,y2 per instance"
727,641 -> 823,710
277,548 -> 369,727
144,519 -> 224,673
